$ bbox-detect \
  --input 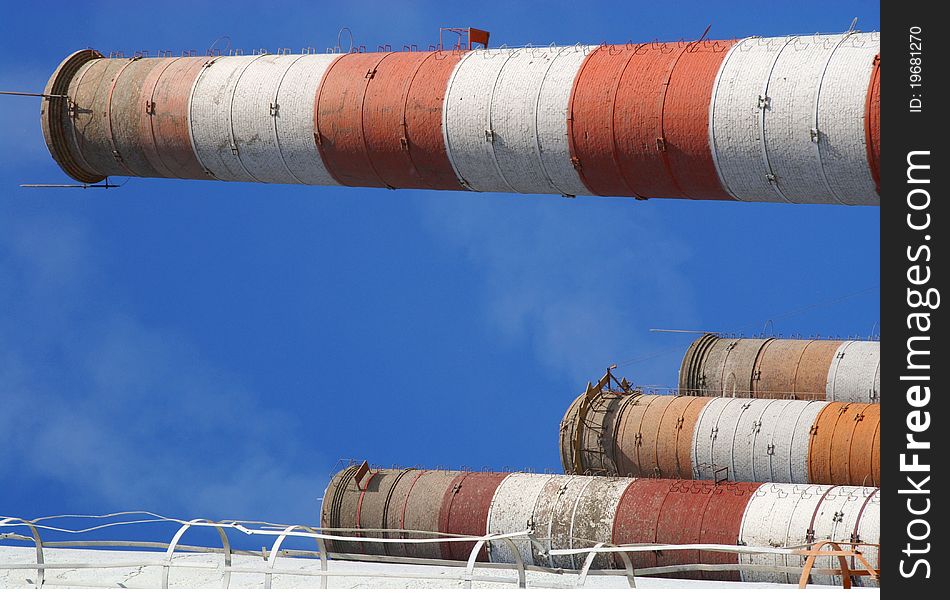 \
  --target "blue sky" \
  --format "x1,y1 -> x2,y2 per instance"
0,0 -> 880,530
